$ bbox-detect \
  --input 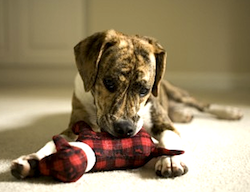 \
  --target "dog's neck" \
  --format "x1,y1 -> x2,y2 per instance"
74,73 -> 99,132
